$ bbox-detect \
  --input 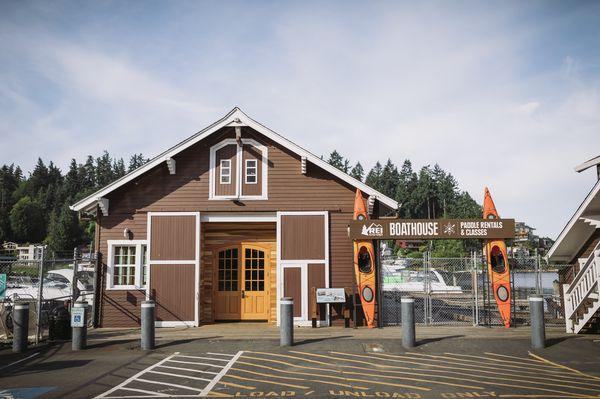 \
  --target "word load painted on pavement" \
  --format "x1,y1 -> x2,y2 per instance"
349,218 -> 515,240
